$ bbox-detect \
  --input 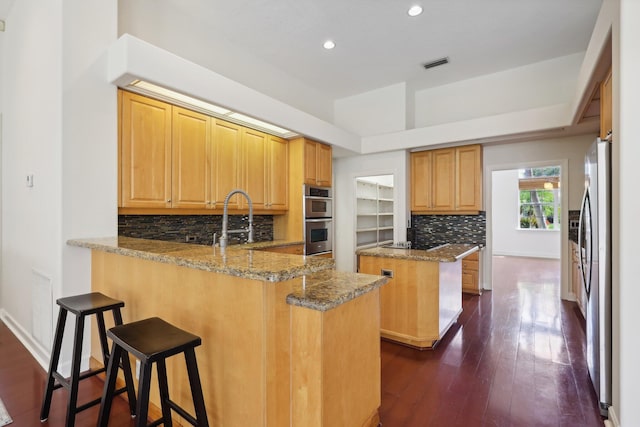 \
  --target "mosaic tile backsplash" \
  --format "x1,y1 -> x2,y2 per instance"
118,215 -> 274,246
409,213 -> 486,250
